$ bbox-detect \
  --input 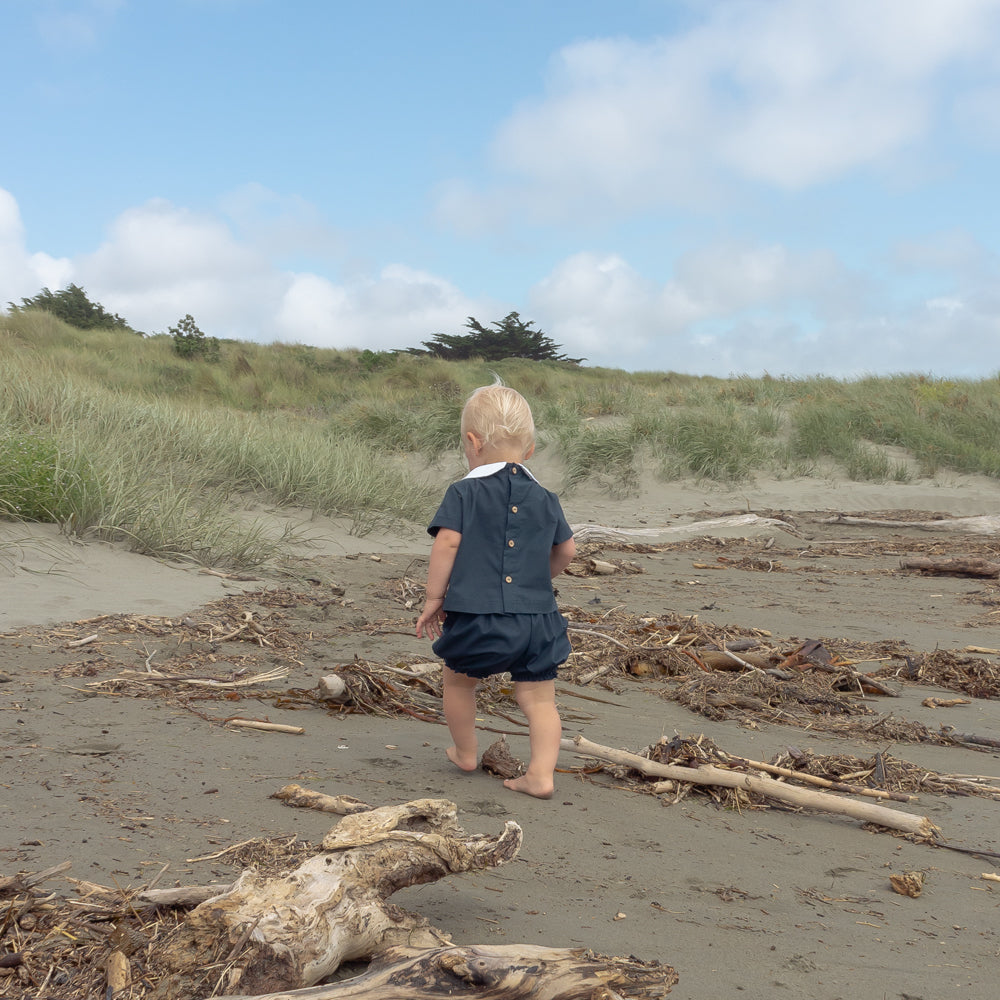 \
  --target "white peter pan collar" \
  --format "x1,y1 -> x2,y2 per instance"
463,461 -> 537,482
